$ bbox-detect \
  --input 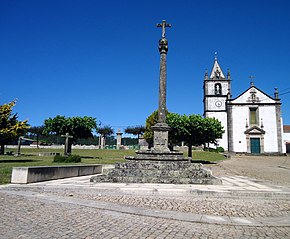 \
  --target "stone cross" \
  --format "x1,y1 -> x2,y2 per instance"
61,133 -> 73,155
157,20 -> 171,38
150,20 -> 172,152
156,20 -> 171,123
15,136 -> 23,156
